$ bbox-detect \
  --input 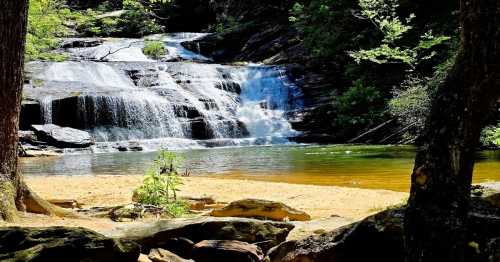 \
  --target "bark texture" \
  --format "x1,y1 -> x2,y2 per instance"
0,0 -> 76,221
404,0 -> 500,261
0,0 -> 29,222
